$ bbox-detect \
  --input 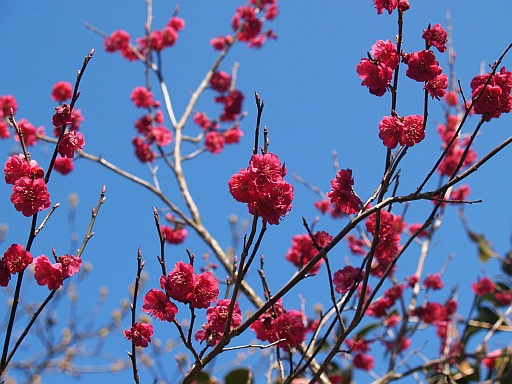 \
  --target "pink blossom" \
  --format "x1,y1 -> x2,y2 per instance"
54,157 -> 74,175
422,24 -> 448,53
34,255 -> 64,290
160,261 -> 194,303
0,95 -> 18,118
130,87 -> 156,108
51,82 -> 73,102
333,266 -> 362,294
356,58 -> 392,96
58,254 -> 82,278
58,131 -> 85,158
190,272 -> 219,309
204,131 -> 225,154
3,244 -> 33,274
406,50 -> 442,82
327,169 -> 362,214
142,289 -> 178,322
4,154 -> 44,184
124,322 -> 153,347
10,177 -> 51,217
